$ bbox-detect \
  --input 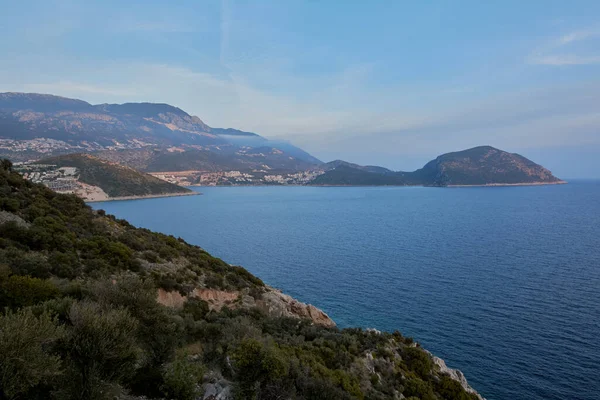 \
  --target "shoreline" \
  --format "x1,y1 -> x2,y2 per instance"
192,181 -> 568,188
85,191 -> 200,203
446,180 -> 568,187
303,181 -> 568,188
